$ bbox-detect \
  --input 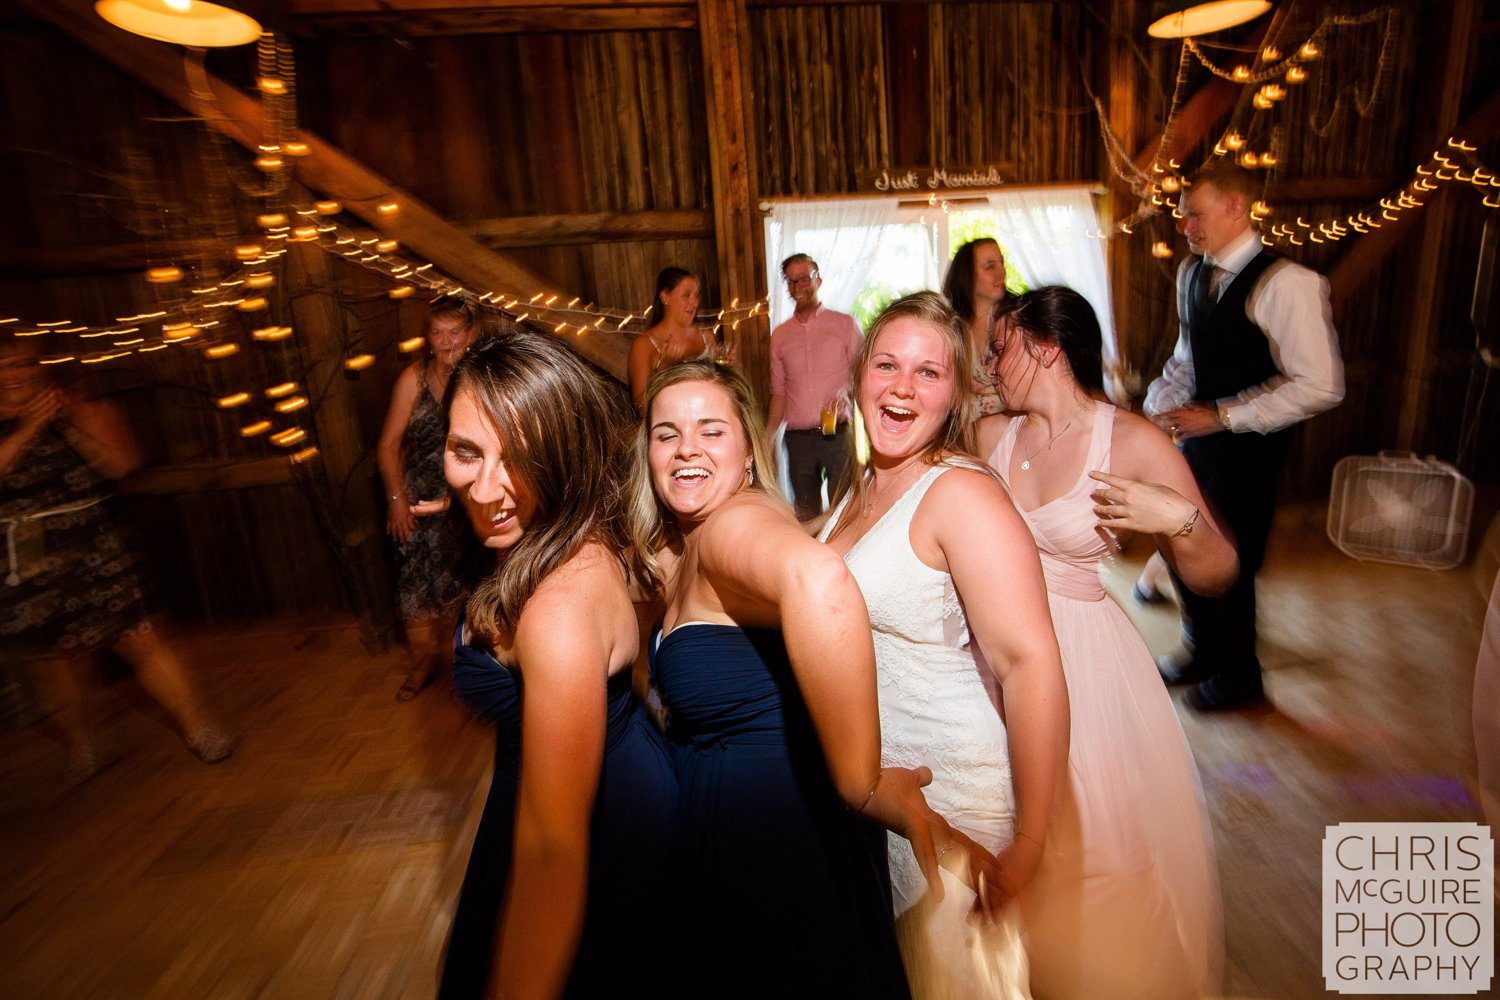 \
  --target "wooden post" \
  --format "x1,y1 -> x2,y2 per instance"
288,240 -> 396,652
698,0 -> 767,400
1395,0 -> 1477,451
1103,0 -> 1144,371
